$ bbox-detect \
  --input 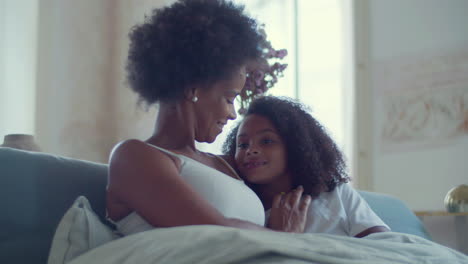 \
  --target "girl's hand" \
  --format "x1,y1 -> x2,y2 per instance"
267,186 -> 311,233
